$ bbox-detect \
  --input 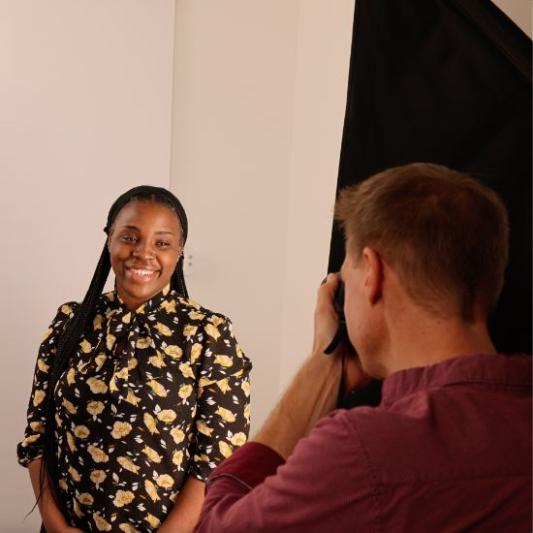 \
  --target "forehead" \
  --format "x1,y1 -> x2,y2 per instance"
113,201 -> 181,232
